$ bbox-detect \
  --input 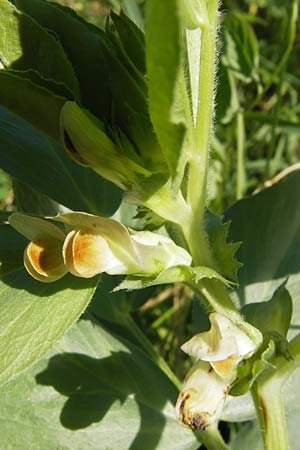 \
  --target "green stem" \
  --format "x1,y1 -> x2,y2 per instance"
251,333 -> 300,450
200,423 -> 229,450
187,0 -> 218,219
191,278 -> 242,323
236,109 -> 246,200
252,377 -> 288,450
122,314 -> 182,389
